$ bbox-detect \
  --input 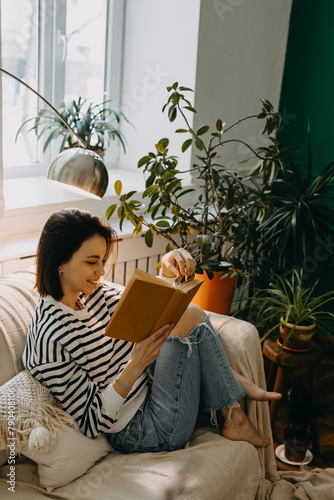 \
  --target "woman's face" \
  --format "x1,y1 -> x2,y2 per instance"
58,234 -> 108,309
